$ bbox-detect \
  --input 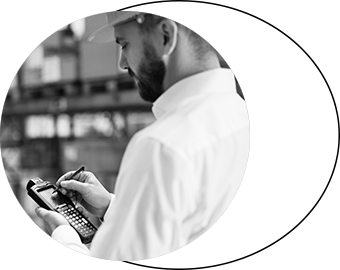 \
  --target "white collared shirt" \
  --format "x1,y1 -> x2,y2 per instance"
52,68 -> 250,261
